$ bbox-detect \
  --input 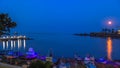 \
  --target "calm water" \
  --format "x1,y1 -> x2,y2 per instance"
0,33 -> 120,60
